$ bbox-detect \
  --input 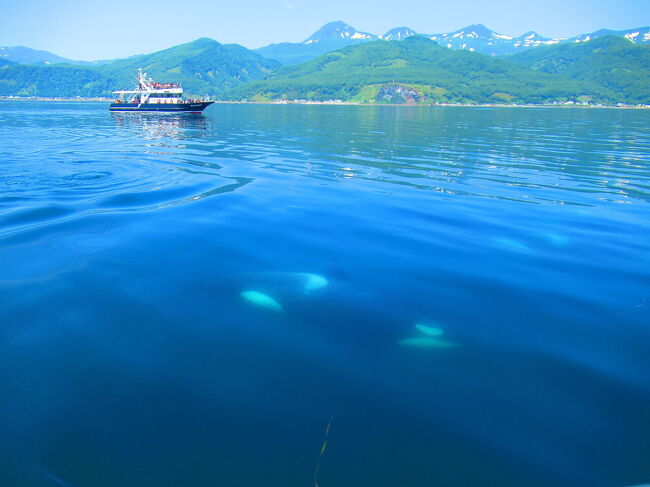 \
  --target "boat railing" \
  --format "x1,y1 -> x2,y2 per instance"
150,82 -> 181,89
